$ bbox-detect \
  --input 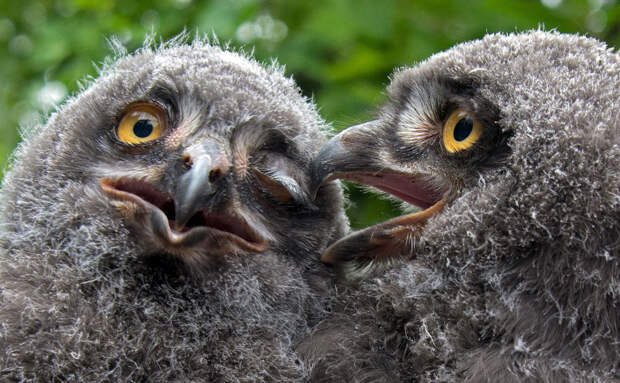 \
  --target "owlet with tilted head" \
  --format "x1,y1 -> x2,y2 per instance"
0,38 -> 347,381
